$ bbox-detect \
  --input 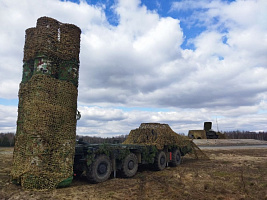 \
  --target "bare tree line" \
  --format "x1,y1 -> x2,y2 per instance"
0,133 -> 128,147
1,131 -> 267,147
76,135 -> 128,144
224,130 -> 267,141
0,133 -> 15,147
